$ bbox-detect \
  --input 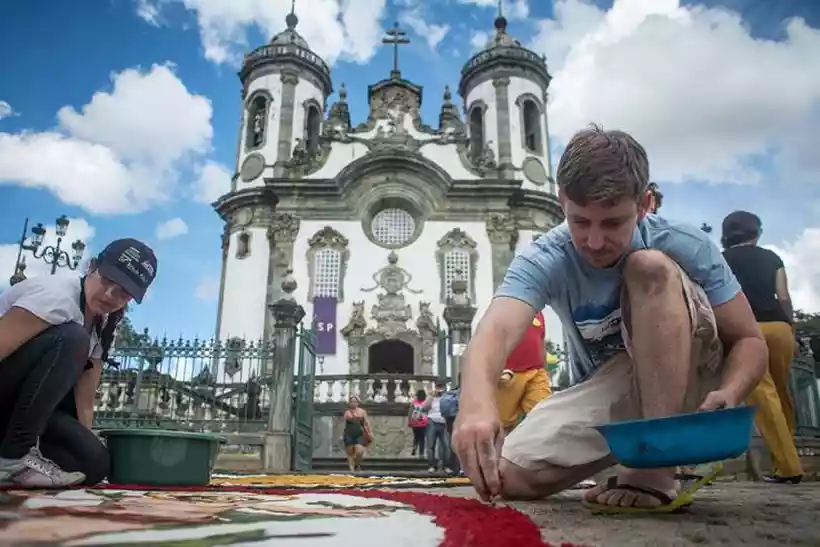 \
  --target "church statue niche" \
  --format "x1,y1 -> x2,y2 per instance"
236,231 -> 251,260
245,93 -> 271,151
468,103 -> 485,163
305,102 -> 322,155
340,253 -> 436,376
